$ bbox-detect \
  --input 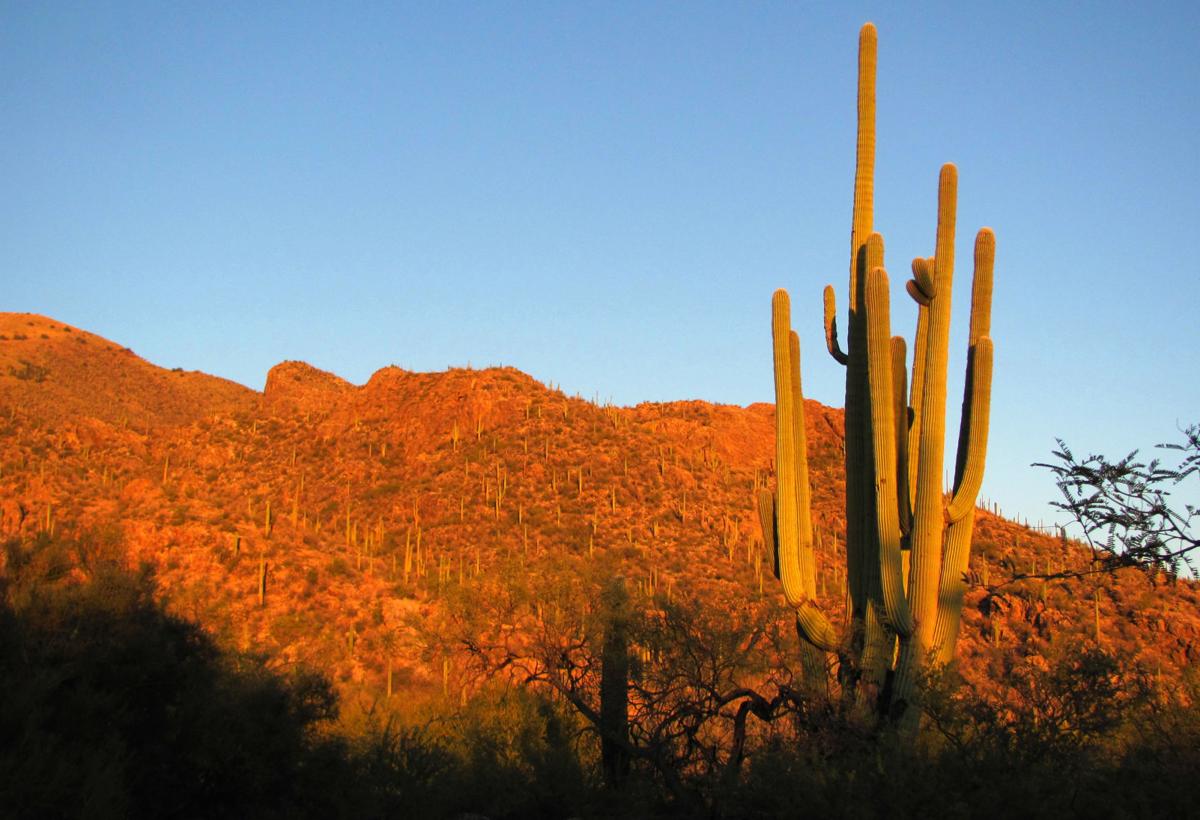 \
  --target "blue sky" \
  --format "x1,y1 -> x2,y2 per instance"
3,2 -> 1197,529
